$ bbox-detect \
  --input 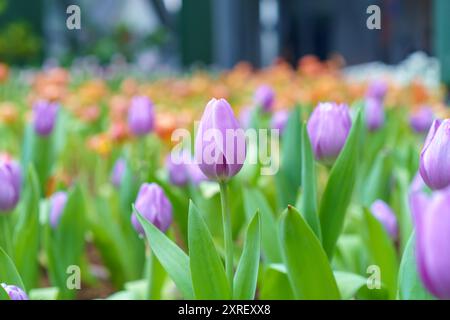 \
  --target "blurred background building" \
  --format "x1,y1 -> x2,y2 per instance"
0,0 -> 449,84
